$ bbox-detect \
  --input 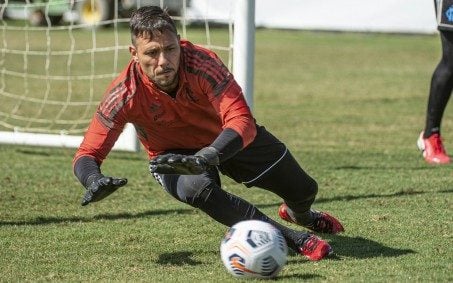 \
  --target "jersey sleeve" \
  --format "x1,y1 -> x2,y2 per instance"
213,80 -> 256,148
192,49 -> 256,148
73,64 -> 135,167
73,112 -> 125,166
